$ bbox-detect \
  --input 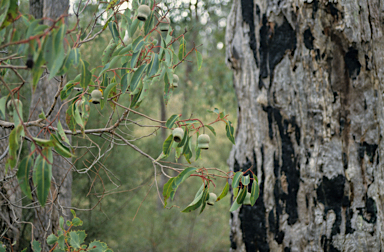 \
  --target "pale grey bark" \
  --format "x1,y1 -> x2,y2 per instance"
226,0 -> 384,251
